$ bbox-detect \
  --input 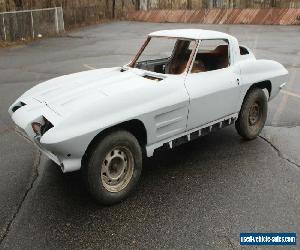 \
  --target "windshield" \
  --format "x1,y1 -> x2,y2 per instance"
130,37 -> 197,75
